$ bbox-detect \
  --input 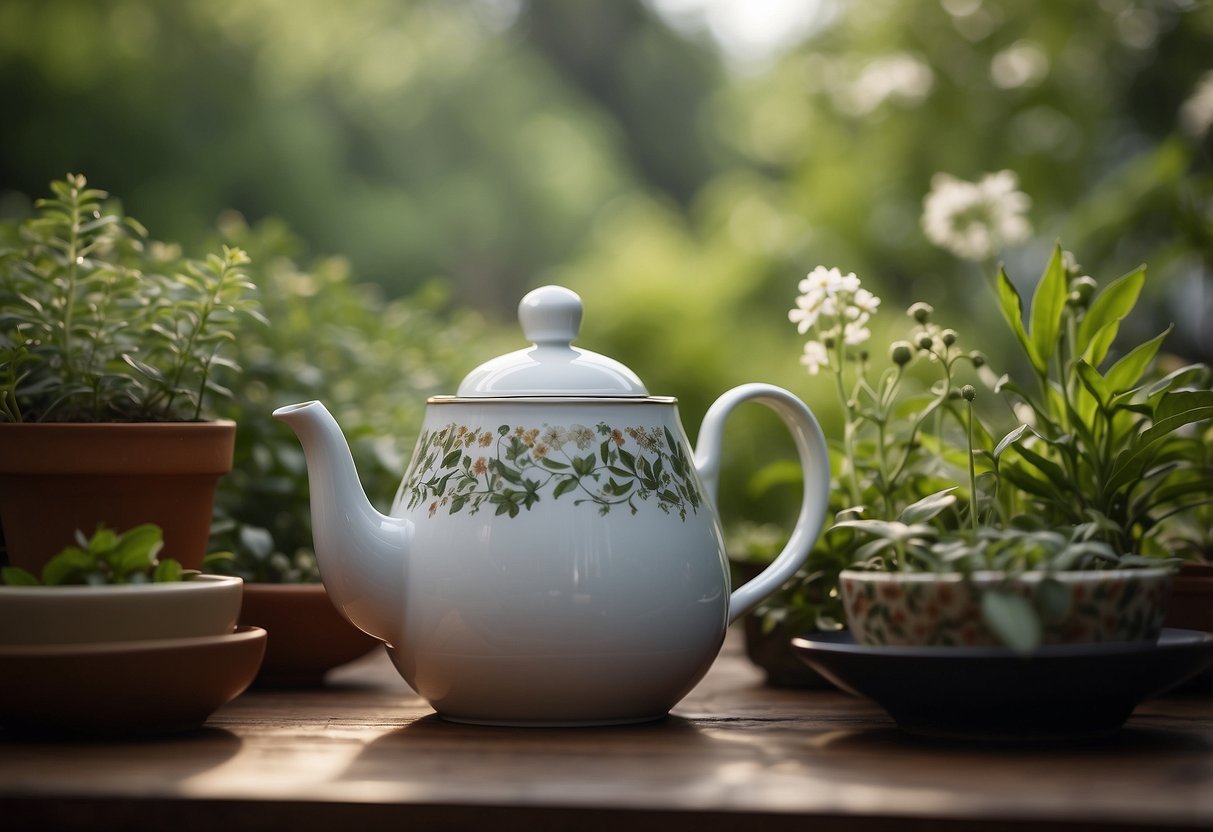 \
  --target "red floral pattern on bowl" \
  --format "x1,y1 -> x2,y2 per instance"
840,568 -> 1173,648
